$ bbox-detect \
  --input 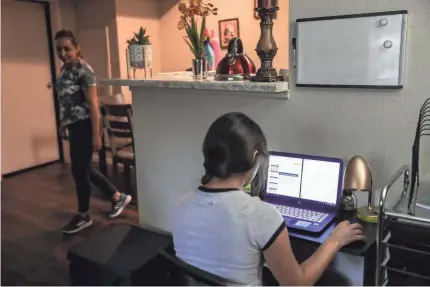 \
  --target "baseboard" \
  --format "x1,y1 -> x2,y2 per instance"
2,160 -> 61,178
1,156 -> 124,179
